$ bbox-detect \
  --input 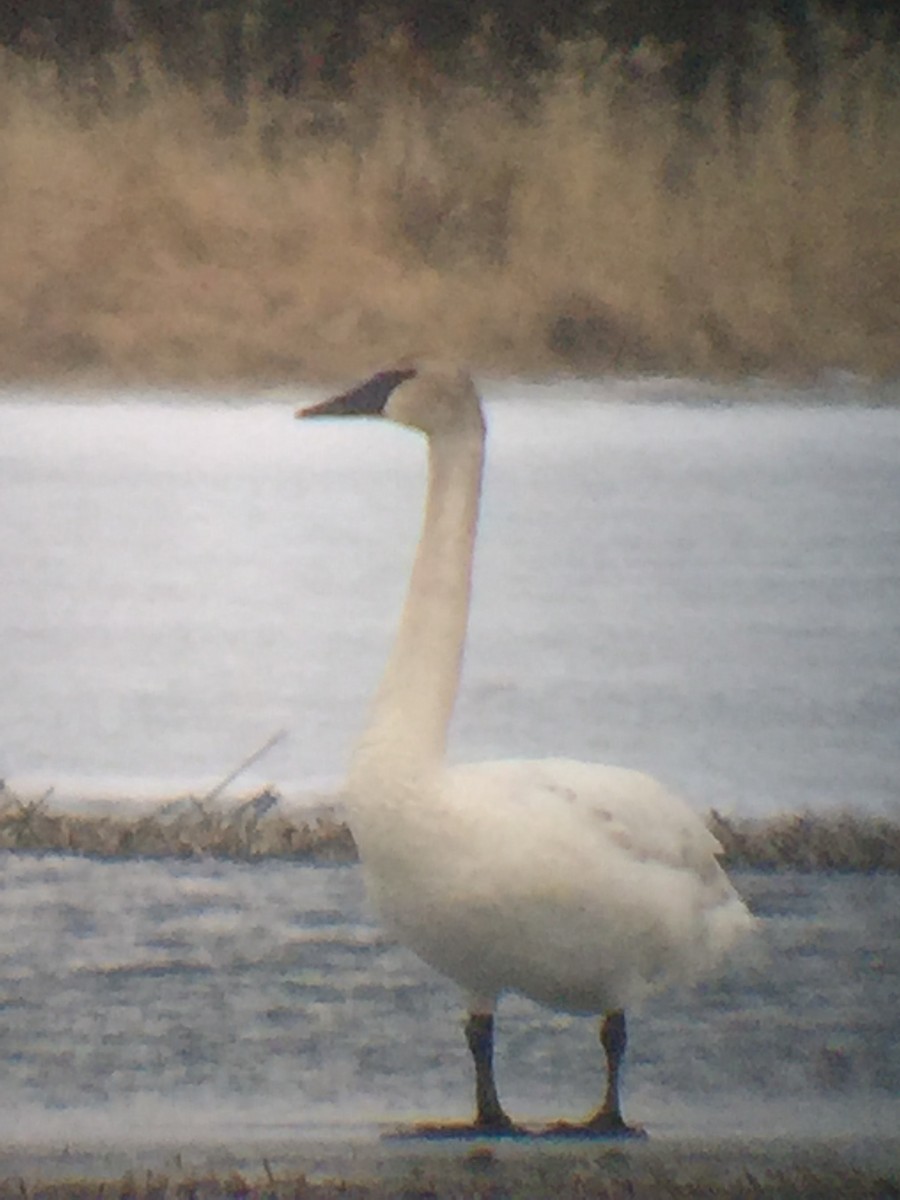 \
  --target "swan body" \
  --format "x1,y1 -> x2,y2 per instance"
299,365 -> 754,1134
352,757 -> 749,1016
